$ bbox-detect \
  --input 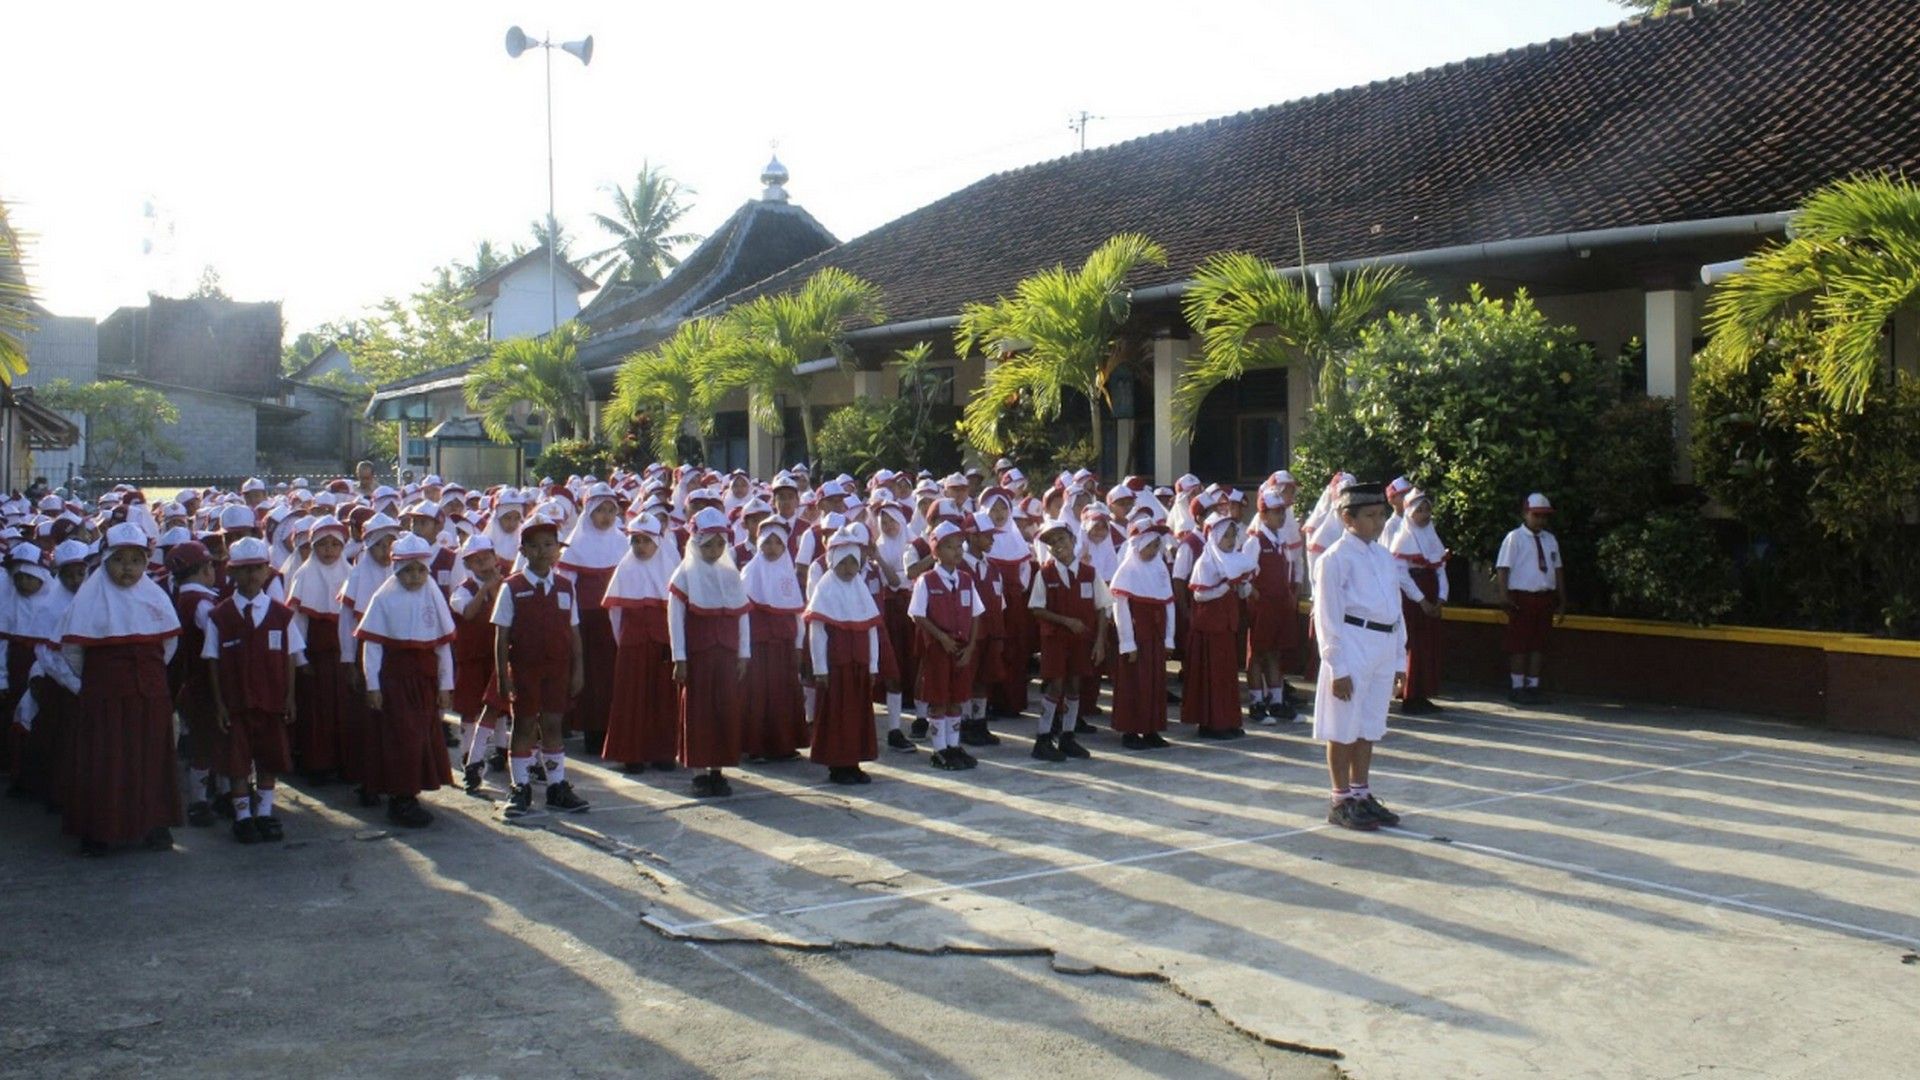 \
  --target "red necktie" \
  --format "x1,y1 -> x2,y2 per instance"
1533,532 -> 1548,574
